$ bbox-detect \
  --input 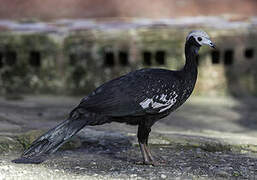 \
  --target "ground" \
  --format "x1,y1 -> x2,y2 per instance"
0,95 -> 257,179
